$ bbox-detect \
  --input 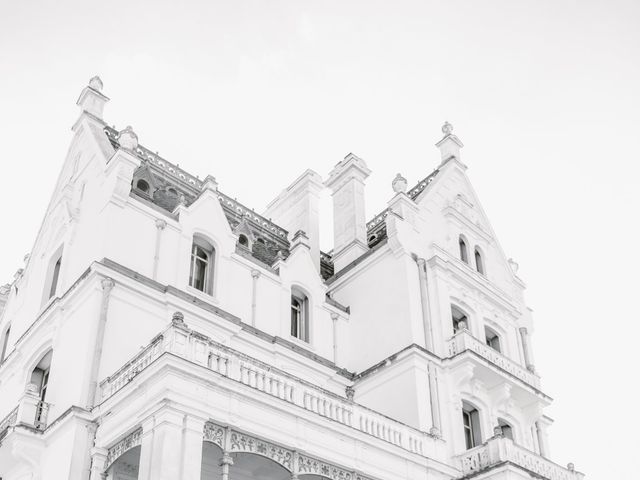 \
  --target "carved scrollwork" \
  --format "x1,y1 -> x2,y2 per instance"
230,431 -> 293,471
203,422 -> 225,448
106,428 -> 142,470
297,454 -> 352,480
